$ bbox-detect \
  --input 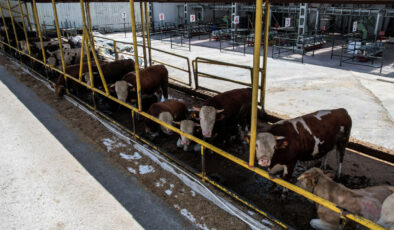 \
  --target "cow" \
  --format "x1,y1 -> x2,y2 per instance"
54,60 -> 107,97
144,99 -> 188,138
84,59 -> 135,88
249,108 -> 352,180
173,119 -> 202,152
192,88 -> 252,143
378,190 -> 394,230
111,65 -> 168,104
47,48 -> 82,67
297,168 -> 393,230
